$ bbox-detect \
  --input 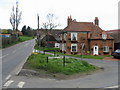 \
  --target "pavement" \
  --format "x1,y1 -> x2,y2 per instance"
1,41 -> 119,89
